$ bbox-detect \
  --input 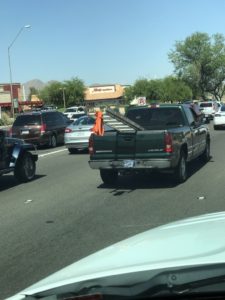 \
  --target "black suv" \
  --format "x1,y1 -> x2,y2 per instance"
11,111 -> 71,147
0,129 -> 38,182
